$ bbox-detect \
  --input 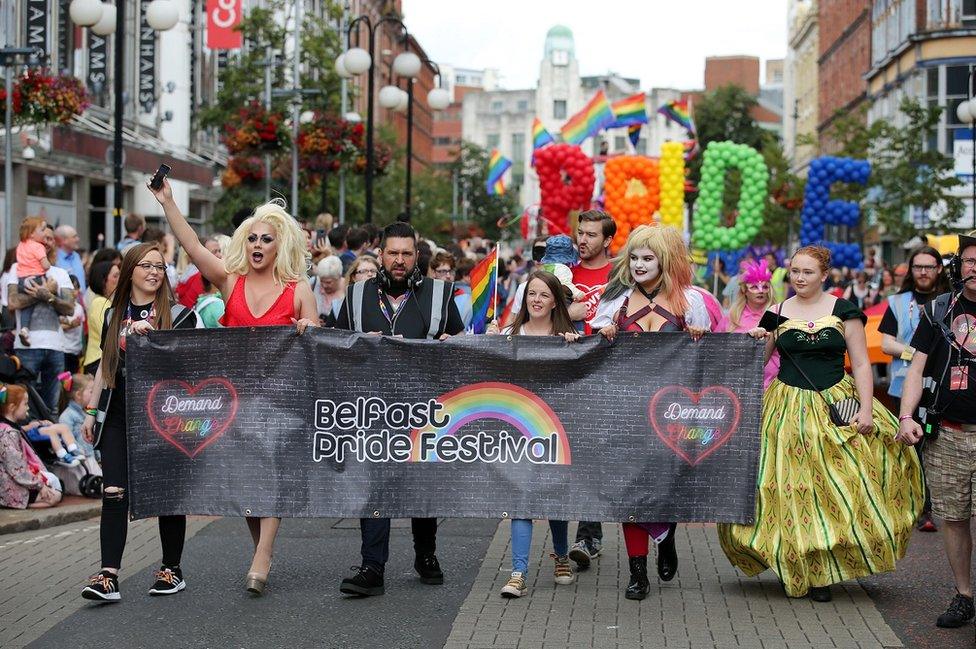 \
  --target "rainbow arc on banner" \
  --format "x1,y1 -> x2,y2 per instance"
532,118 -> 555,150
486,149 -> 512,195
561,90 -> 615,145
608,92 -> 648,129
658,99 -> 696,134
469,248 -> 498,334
